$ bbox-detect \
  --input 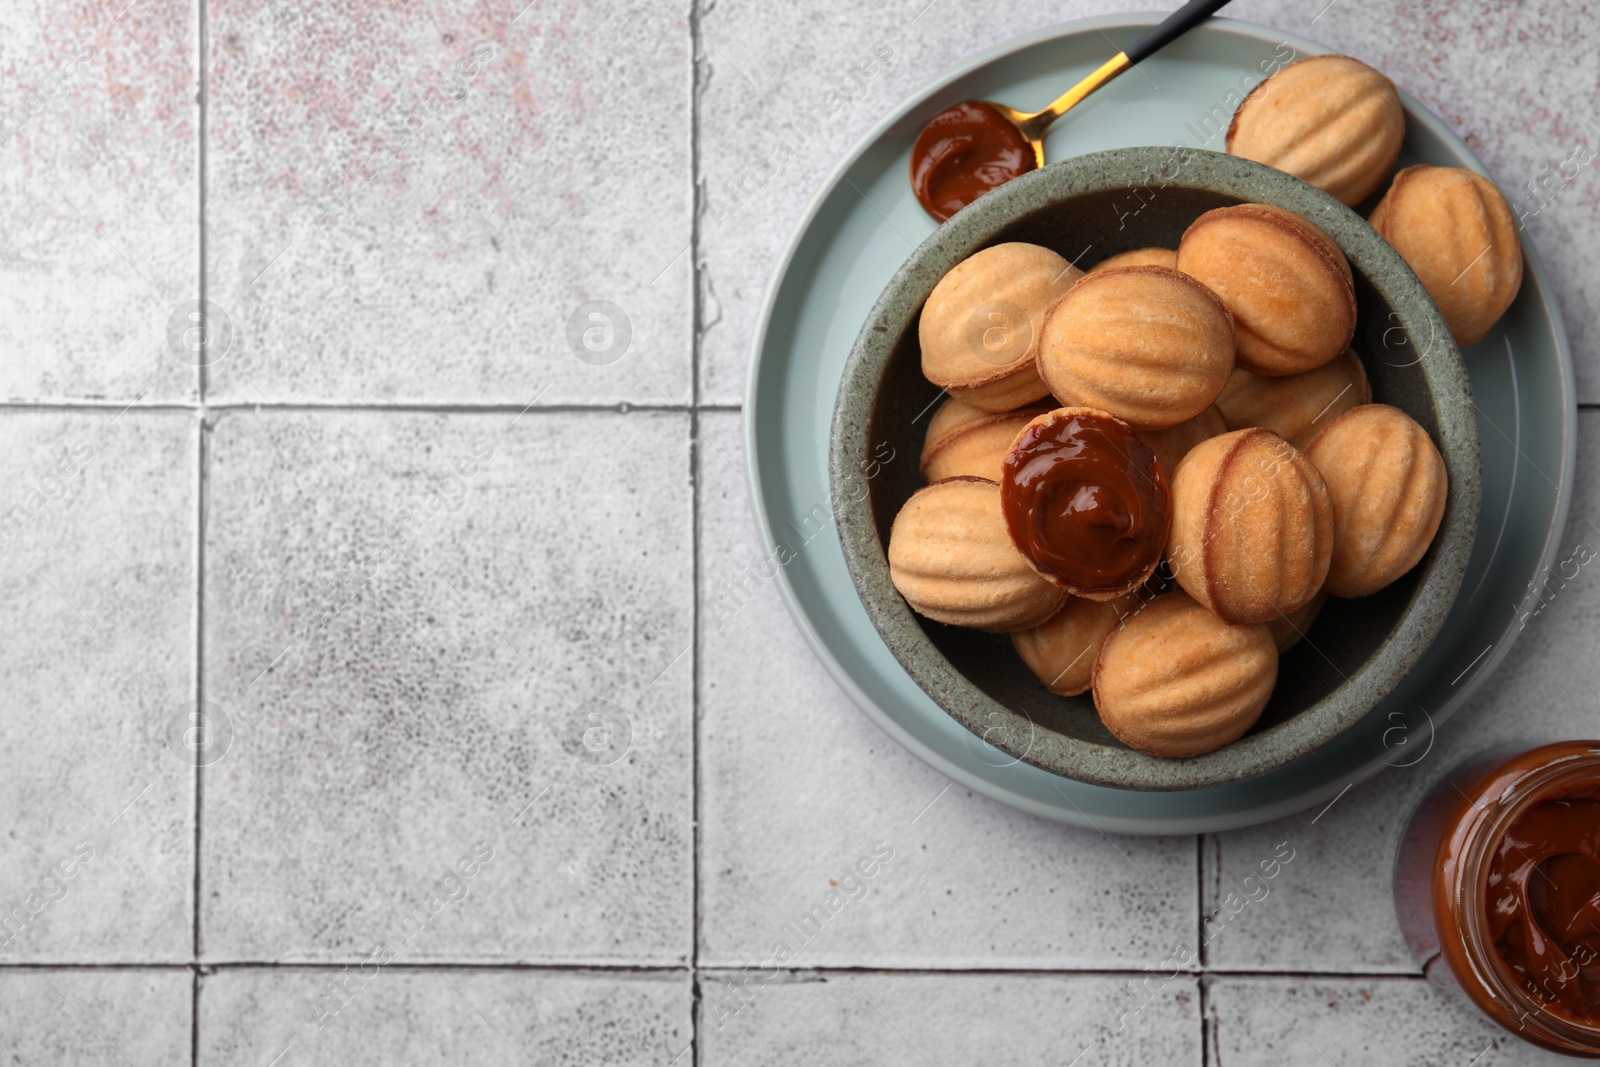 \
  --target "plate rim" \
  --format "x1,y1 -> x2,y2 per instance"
742,13 -> 1578,832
